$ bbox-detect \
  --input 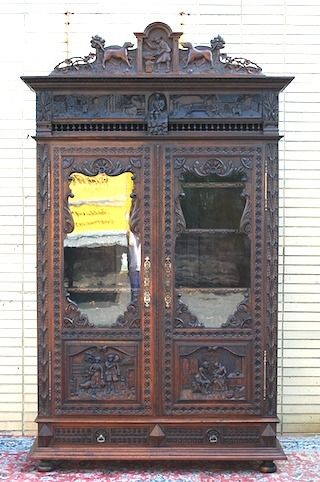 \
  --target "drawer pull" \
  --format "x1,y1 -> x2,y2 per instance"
96,433 -> 106,443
